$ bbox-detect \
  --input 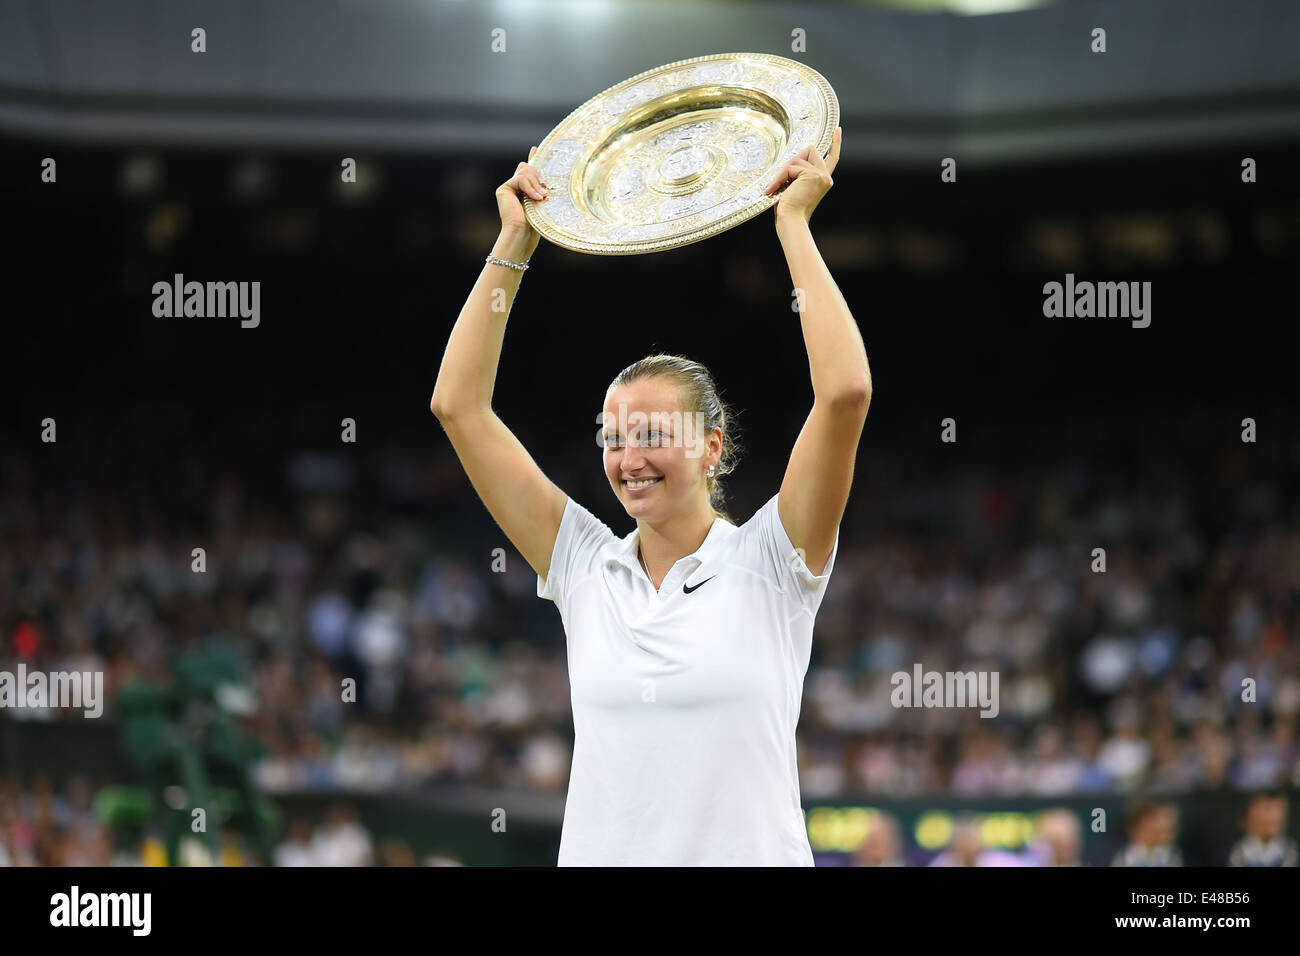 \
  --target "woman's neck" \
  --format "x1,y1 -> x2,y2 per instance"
636,504 -> 717,585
